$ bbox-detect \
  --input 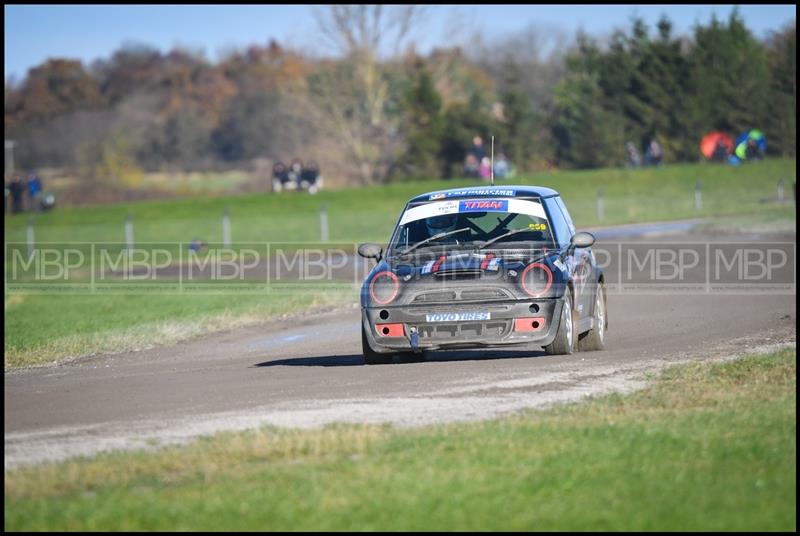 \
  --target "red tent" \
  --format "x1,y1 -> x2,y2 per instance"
700,131 -> 734,160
